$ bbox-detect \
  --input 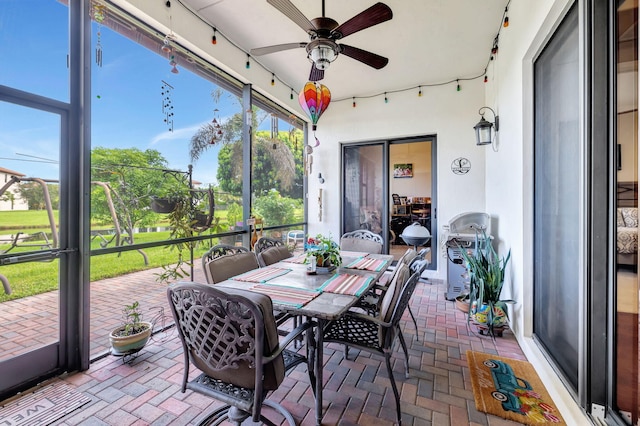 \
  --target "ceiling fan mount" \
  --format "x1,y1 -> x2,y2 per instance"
251,0 -> 393,81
